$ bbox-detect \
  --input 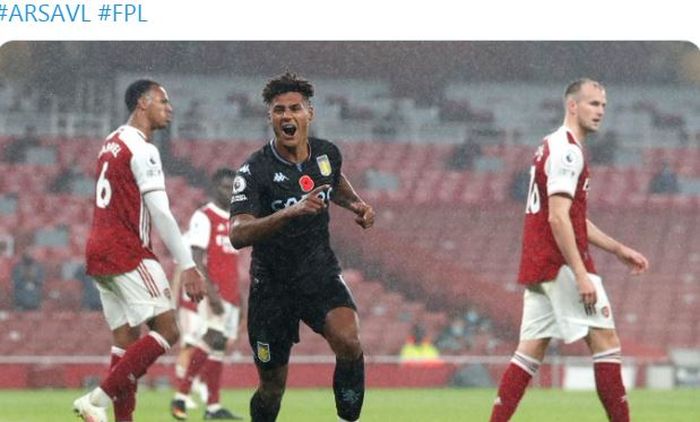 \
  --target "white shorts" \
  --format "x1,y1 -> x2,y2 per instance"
178,306 -> 205,347
520,266 -> 616,344
95,259 -> 175,330
198,299 -> 241,341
